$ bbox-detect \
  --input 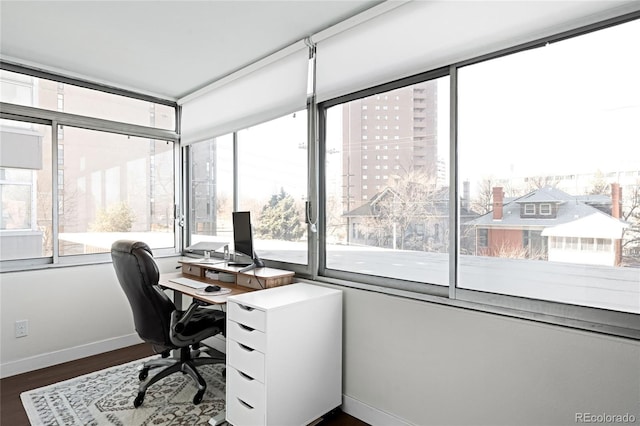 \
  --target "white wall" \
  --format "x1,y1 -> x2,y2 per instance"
0,256 -> 180,377
329,284 -> 640,426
